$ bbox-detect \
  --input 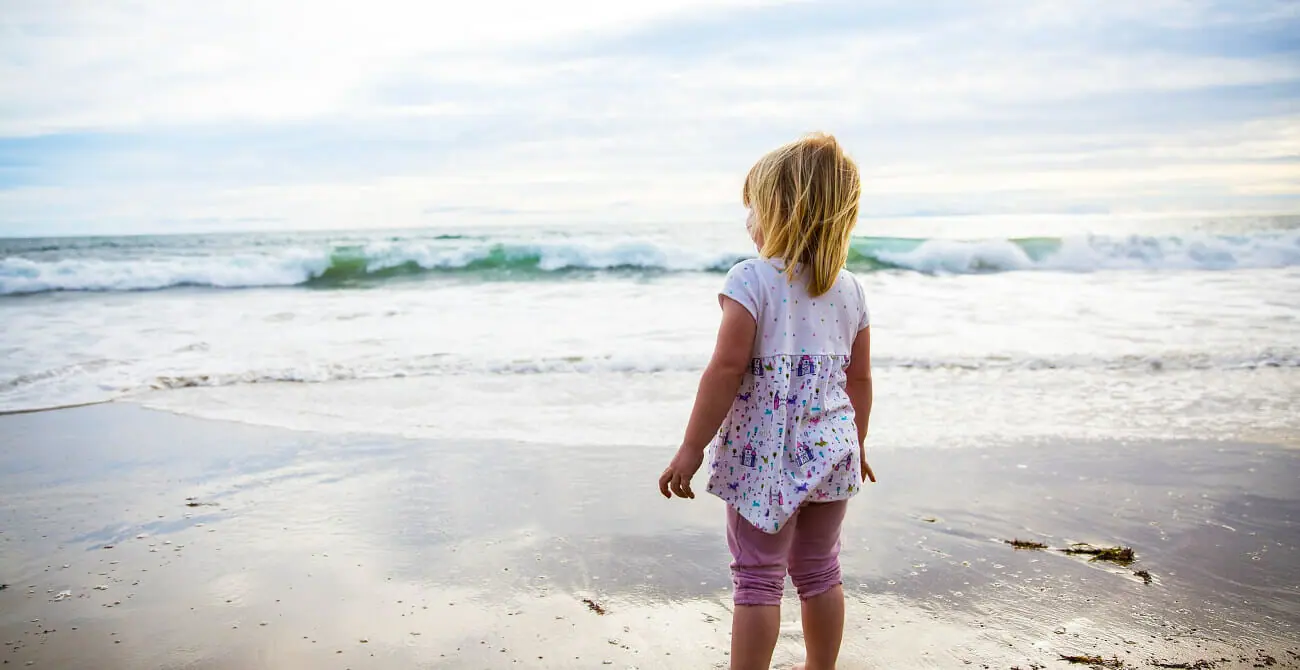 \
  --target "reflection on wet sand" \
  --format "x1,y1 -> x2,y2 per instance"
0,404 -> 1296,669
